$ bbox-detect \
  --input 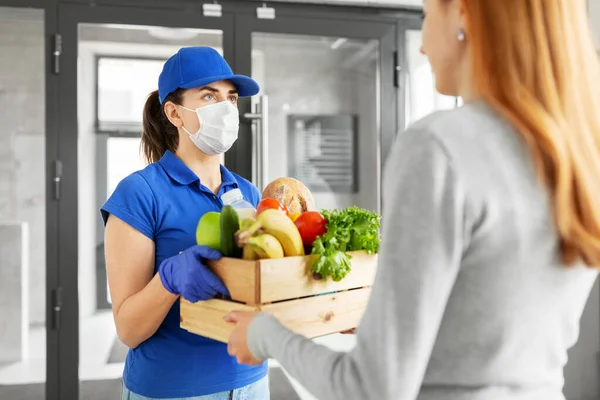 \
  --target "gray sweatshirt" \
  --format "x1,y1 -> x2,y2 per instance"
247,101 -> 599,400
